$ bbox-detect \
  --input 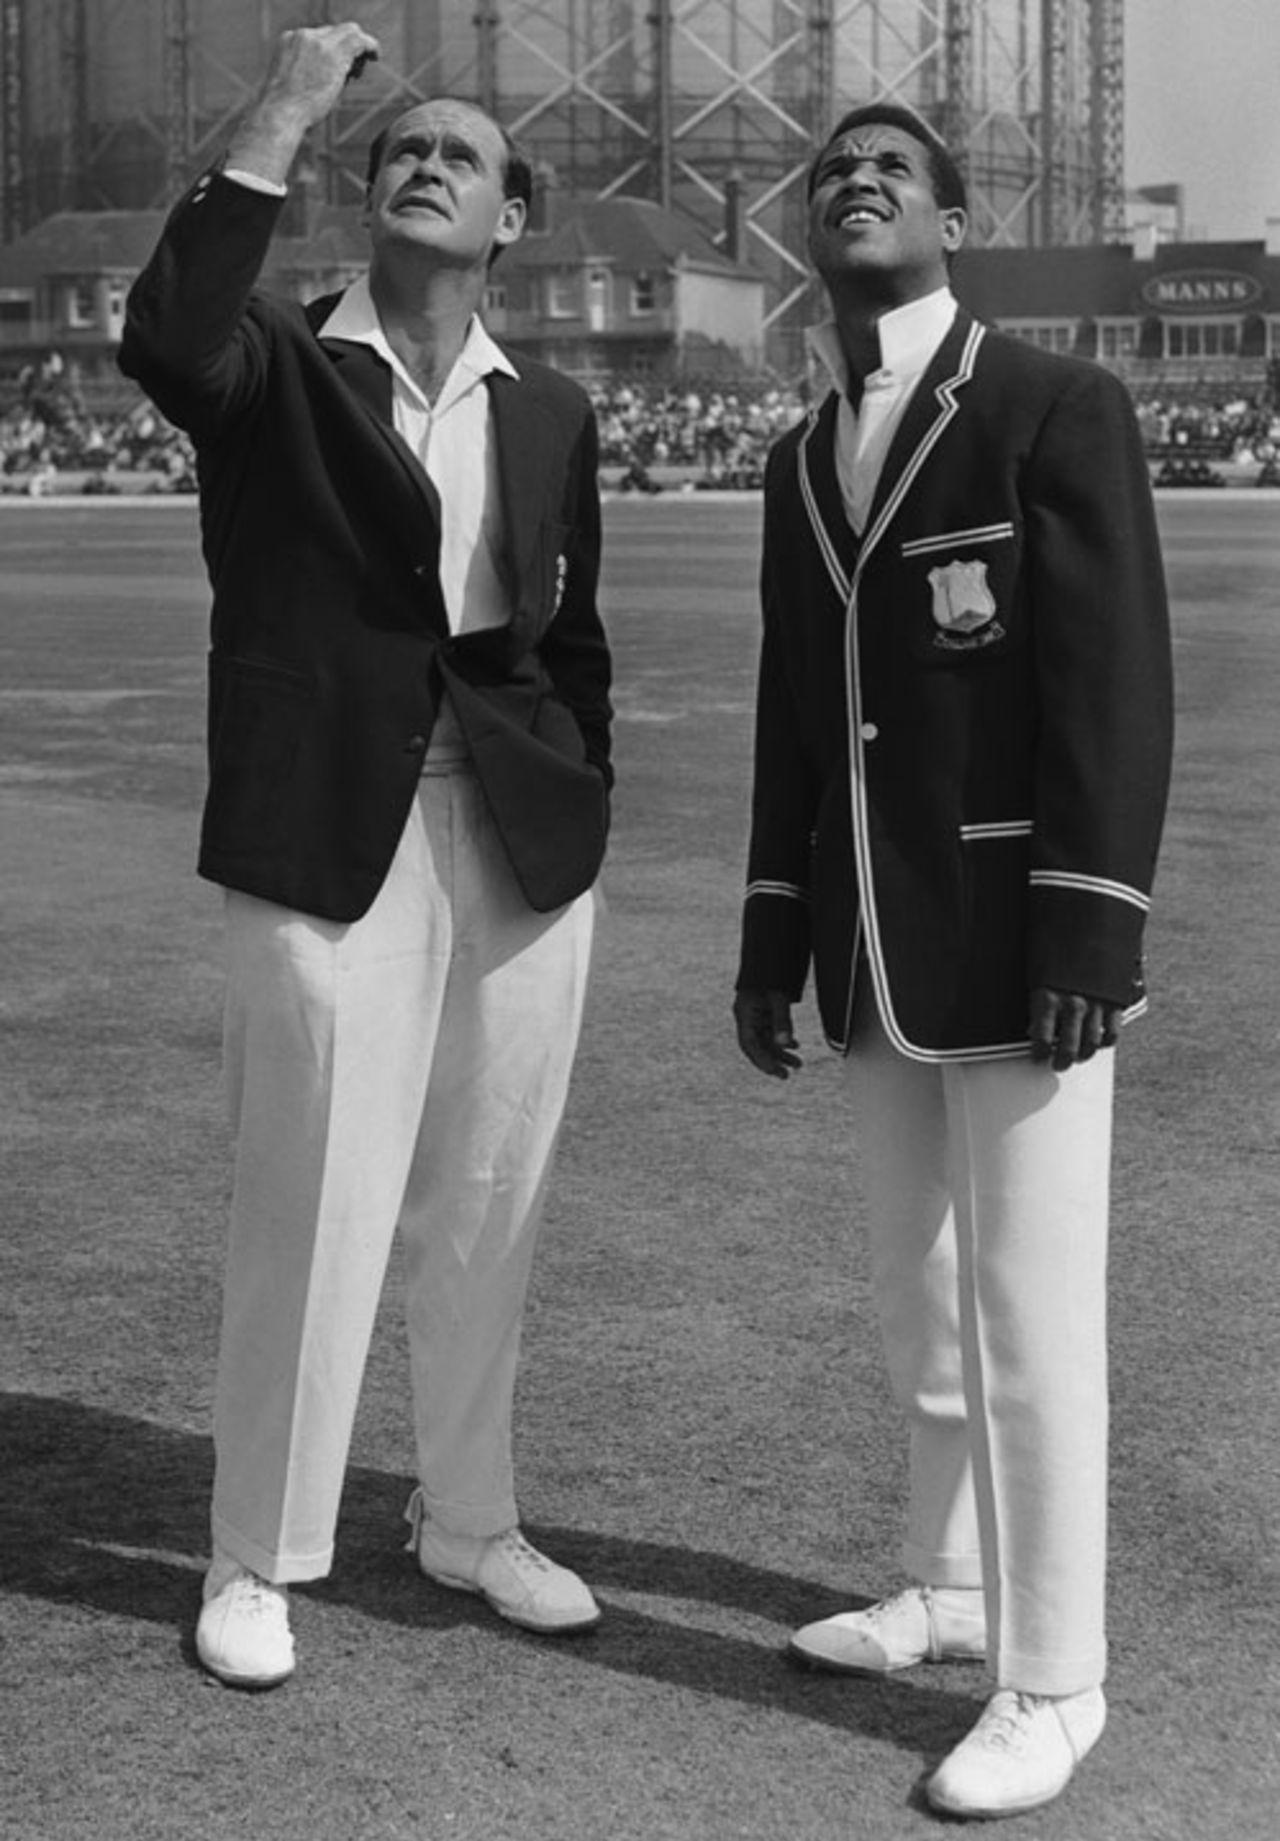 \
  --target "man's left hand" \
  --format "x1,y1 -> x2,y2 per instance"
1028,987 -> 1121,1071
